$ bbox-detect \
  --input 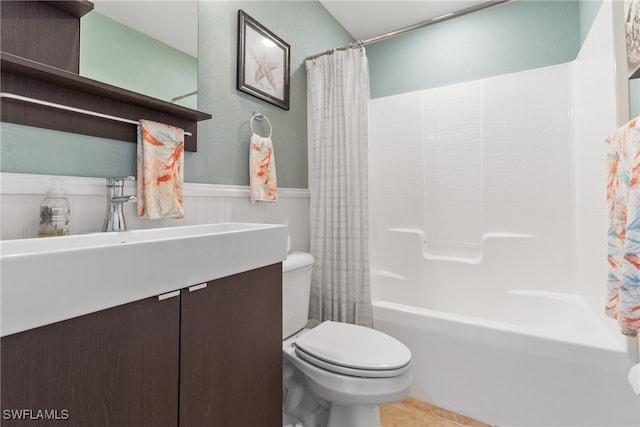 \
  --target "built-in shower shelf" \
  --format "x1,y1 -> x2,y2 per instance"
388,228 -> 534,264
372,270 -> 408,281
